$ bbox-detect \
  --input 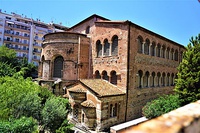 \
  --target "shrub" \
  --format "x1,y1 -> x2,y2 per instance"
142,94 -> 181,119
